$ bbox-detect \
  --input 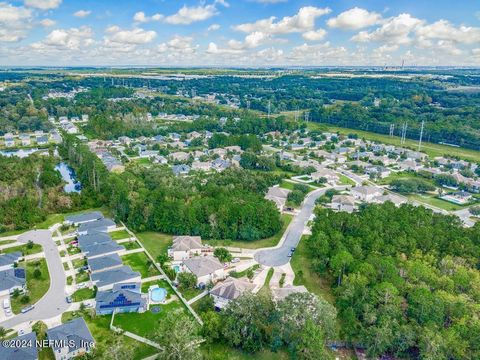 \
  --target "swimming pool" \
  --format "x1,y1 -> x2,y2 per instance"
173,265 -> 181,273
150,287 -> 167,302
